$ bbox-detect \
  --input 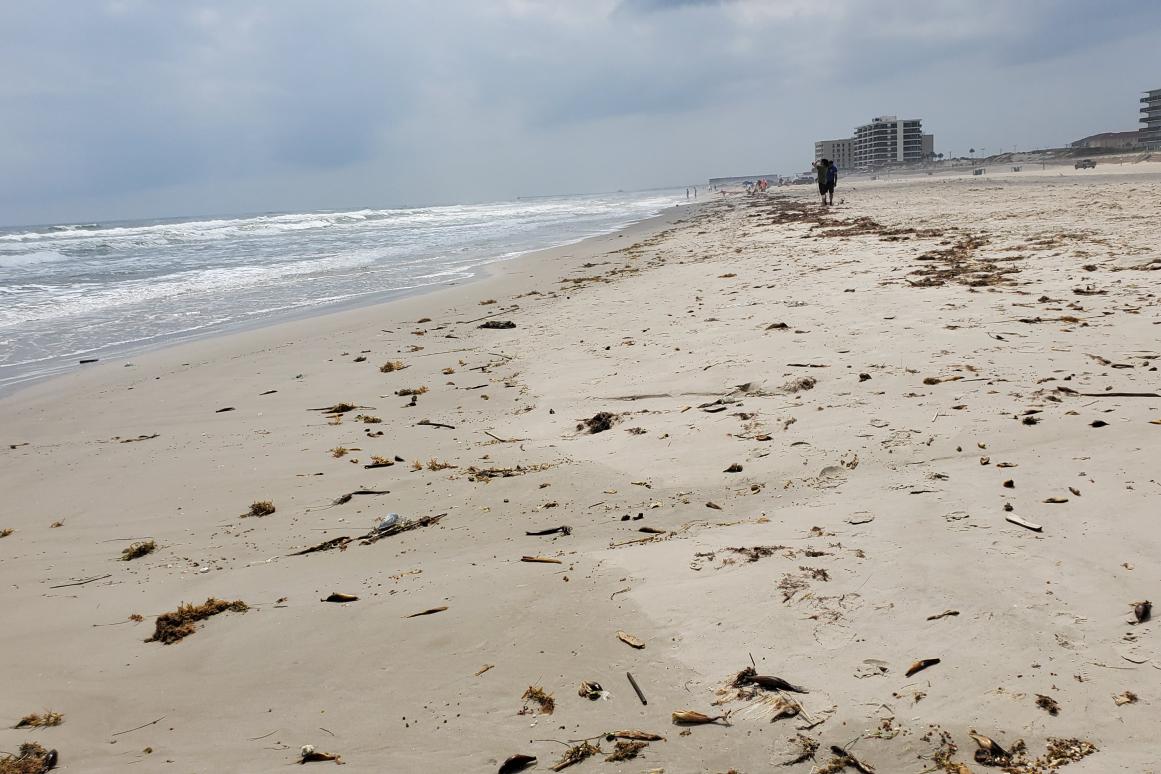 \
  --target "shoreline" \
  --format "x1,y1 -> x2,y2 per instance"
0,203 -> 693,400
3,169 -> 1159,771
